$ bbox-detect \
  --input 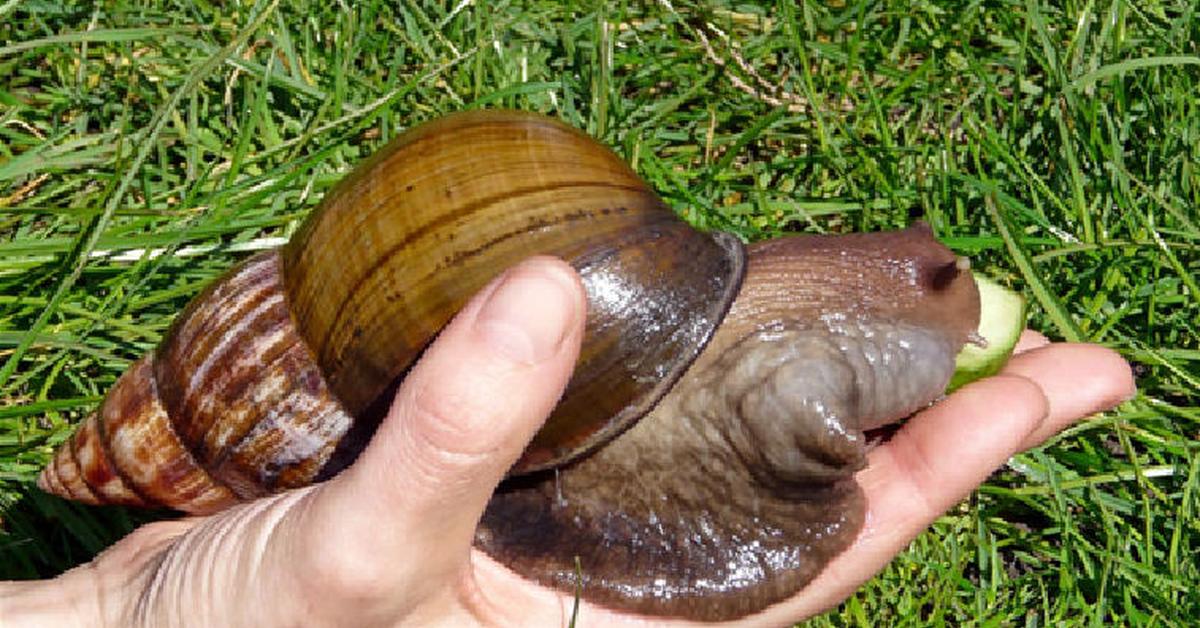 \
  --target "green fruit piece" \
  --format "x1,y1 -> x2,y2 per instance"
947,273 -> 1027,392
